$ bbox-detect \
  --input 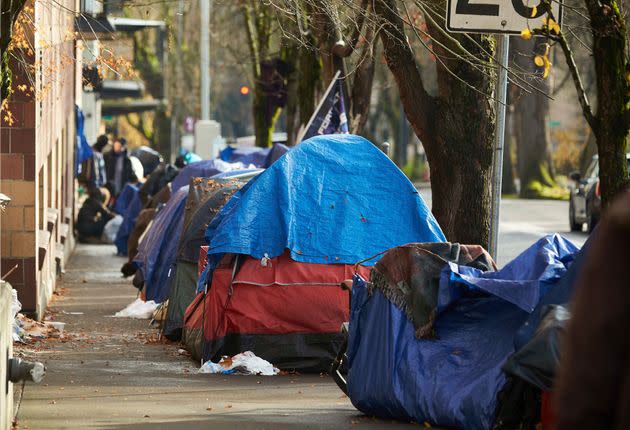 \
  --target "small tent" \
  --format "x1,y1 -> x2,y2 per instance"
133,186 -> 190,302
195,134 -> 445,371
162,177 -> 246,340
170,159 -> 254,194
346,234 -> 579,430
